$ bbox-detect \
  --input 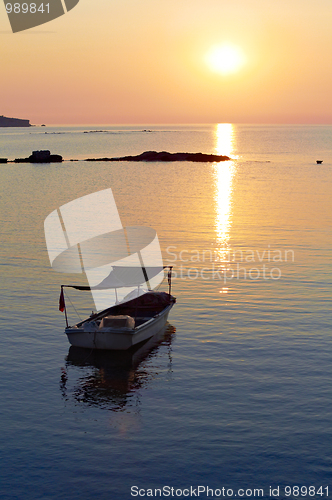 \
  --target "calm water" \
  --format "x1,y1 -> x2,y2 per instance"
0,124 -> 331,500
